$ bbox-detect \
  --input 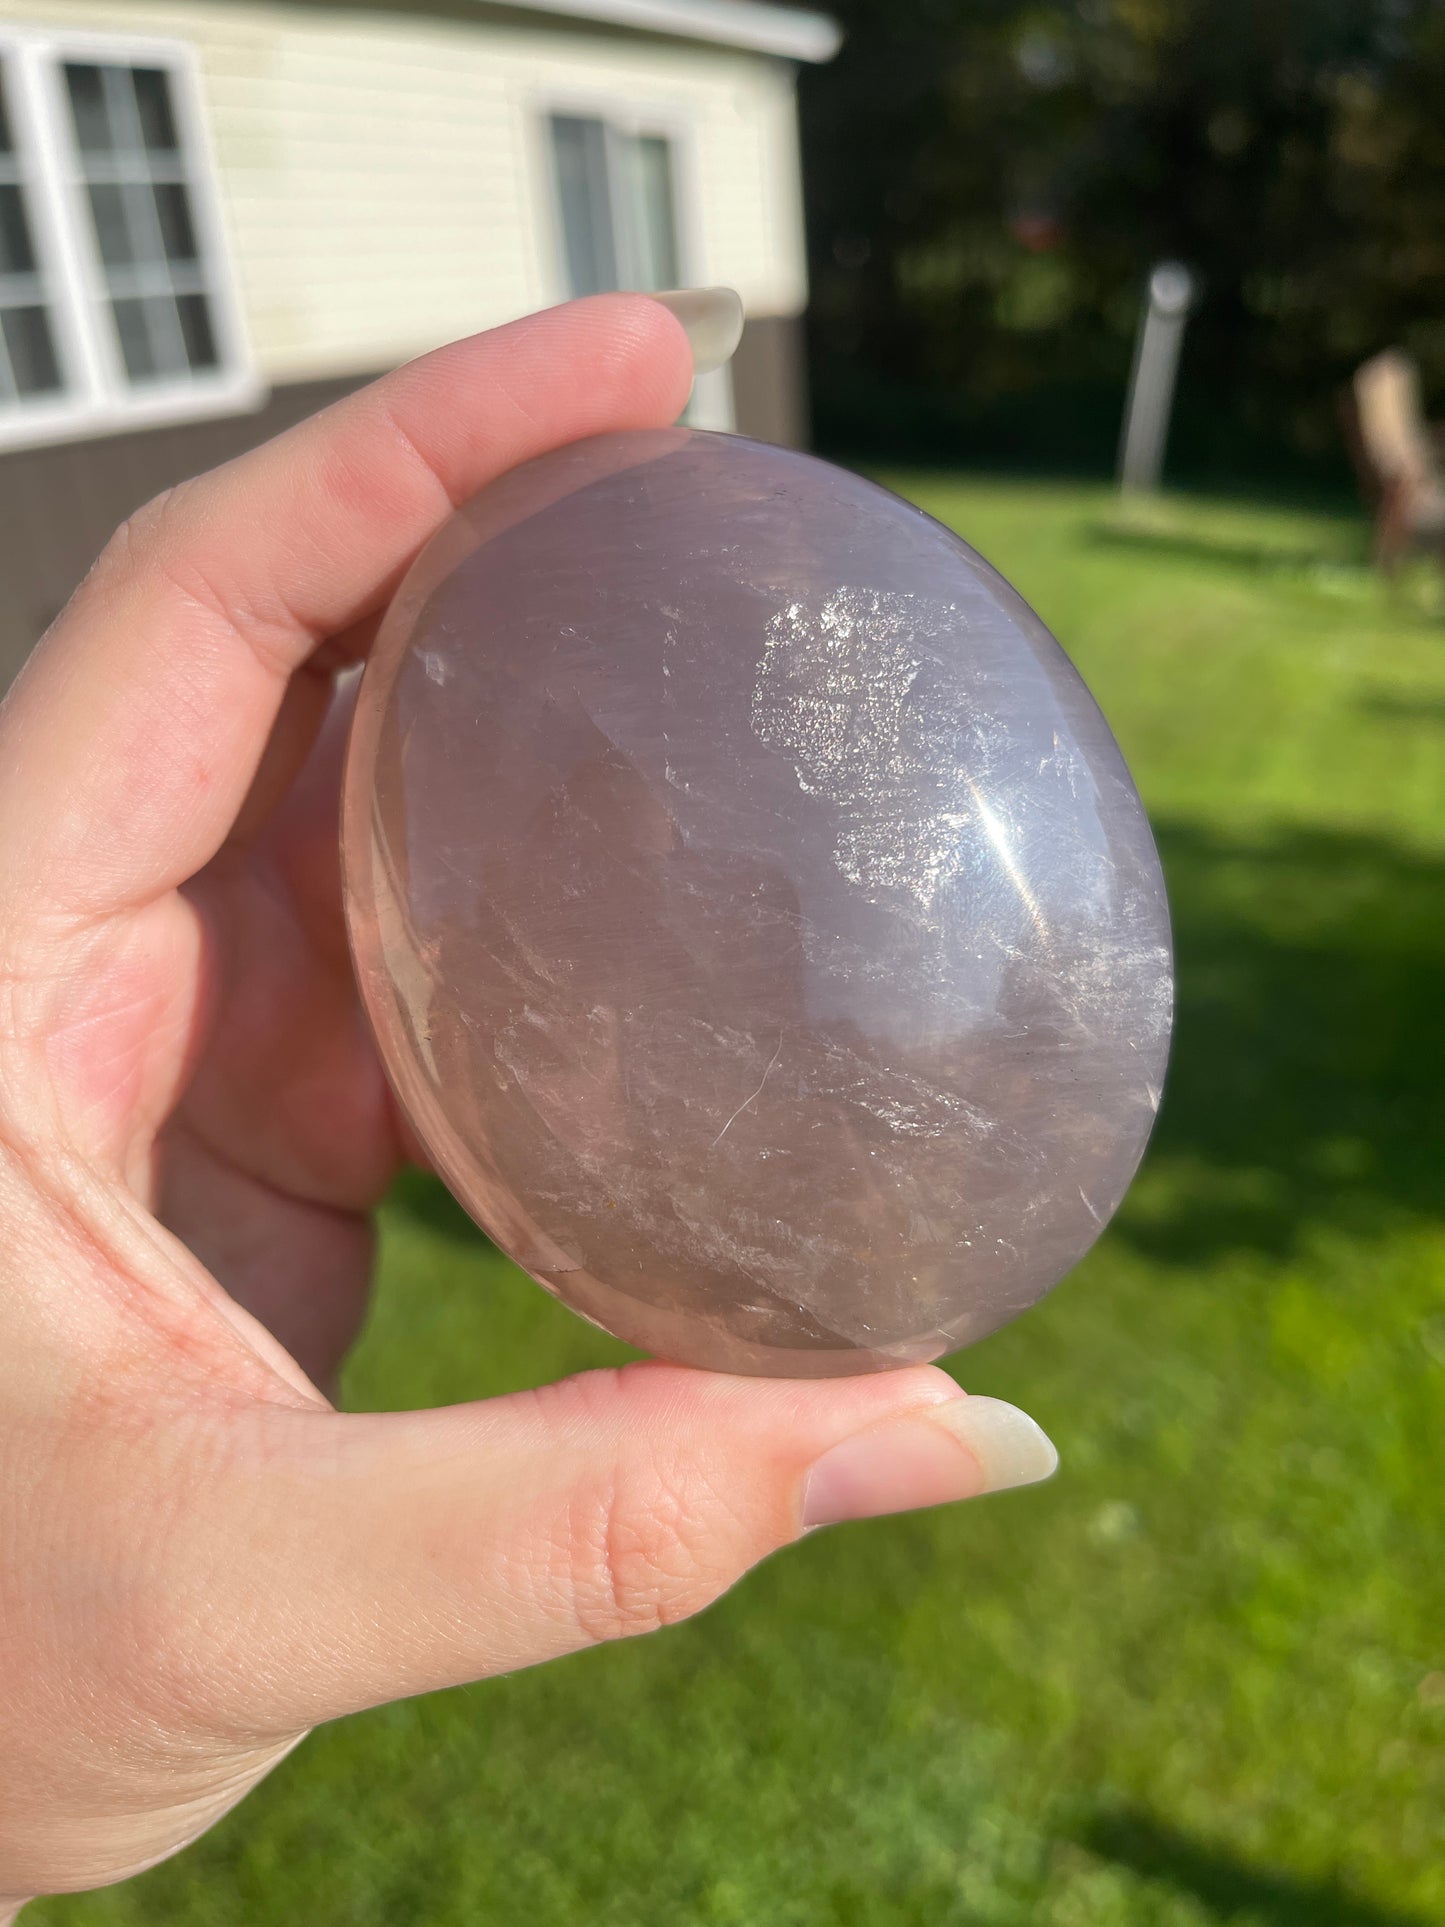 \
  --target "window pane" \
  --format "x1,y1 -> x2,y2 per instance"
0,183 -> 36,276
628,135 -> 680,292
176,291 -> 216,369
53,60 -> 233,399
154,181 -> 197,263
0,63 -> 14,157
3,304 -> 62,395
87,183 -> 136,268
65,65 -> 114,153
549,115 -> 616,297
132,68 -> 179,155
109,295 -> 156,380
